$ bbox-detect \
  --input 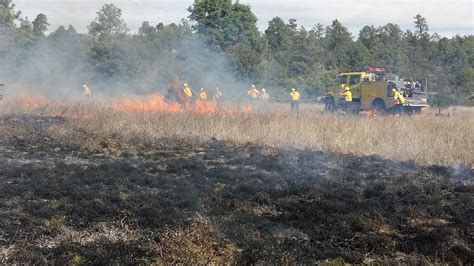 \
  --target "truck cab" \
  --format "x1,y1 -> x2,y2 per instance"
326,71 -> 394,112
325,68 -> 429,114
